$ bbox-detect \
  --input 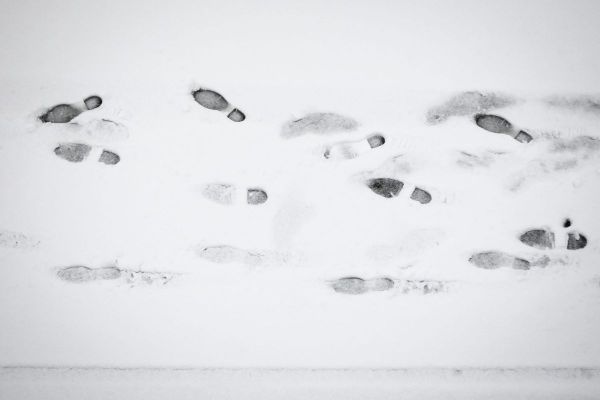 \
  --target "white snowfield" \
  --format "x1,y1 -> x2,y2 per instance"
1,0 -> 600,398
